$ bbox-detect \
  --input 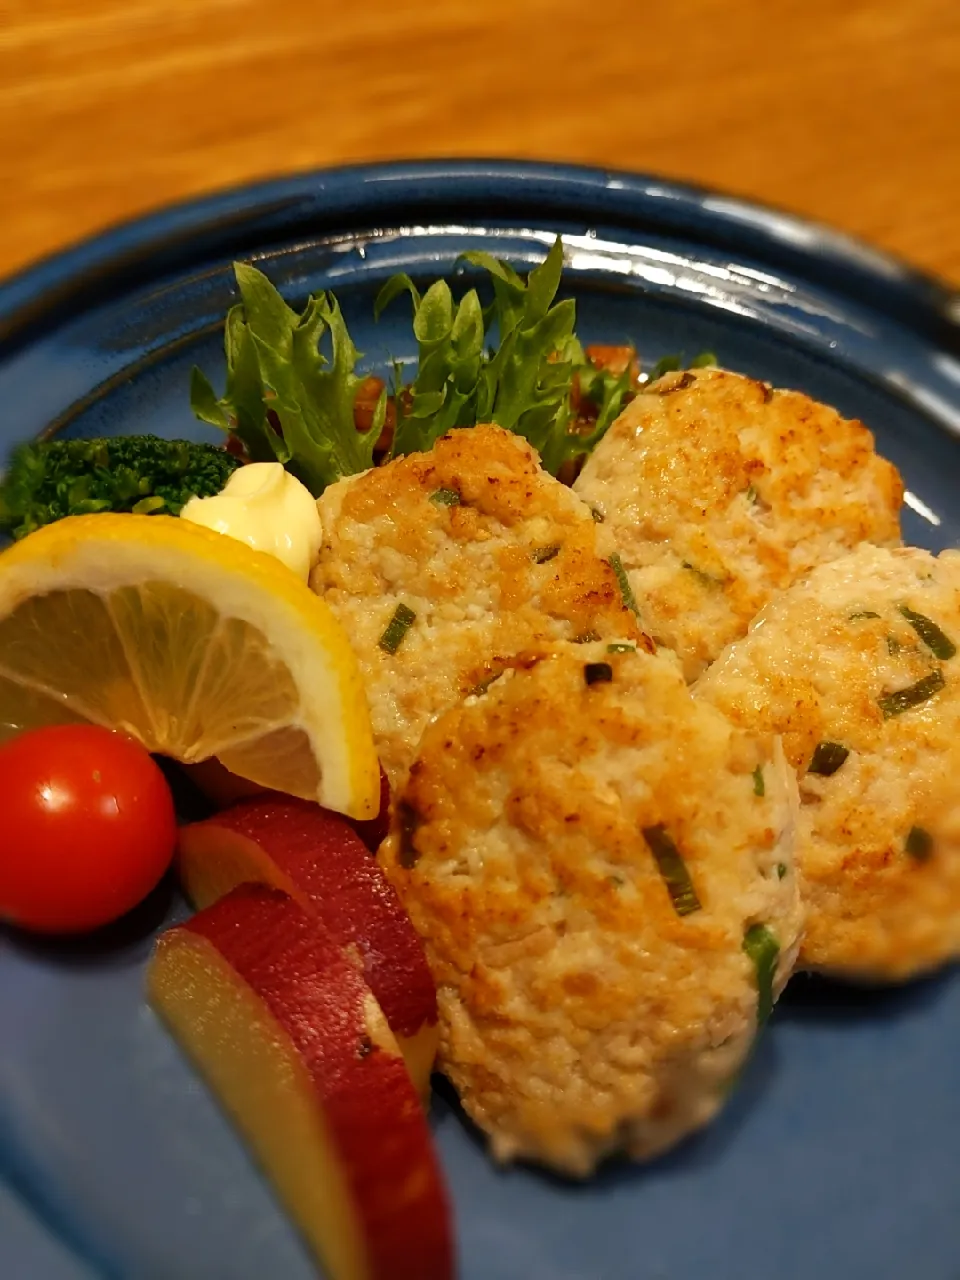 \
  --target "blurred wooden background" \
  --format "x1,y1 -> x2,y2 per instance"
2,0 -> 959,282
